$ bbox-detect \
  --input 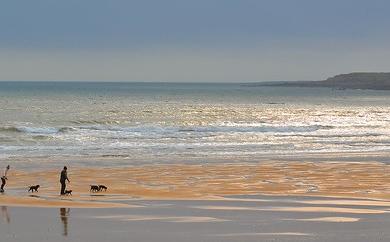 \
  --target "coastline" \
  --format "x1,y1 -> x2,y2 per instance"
1,160 -> 389,208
